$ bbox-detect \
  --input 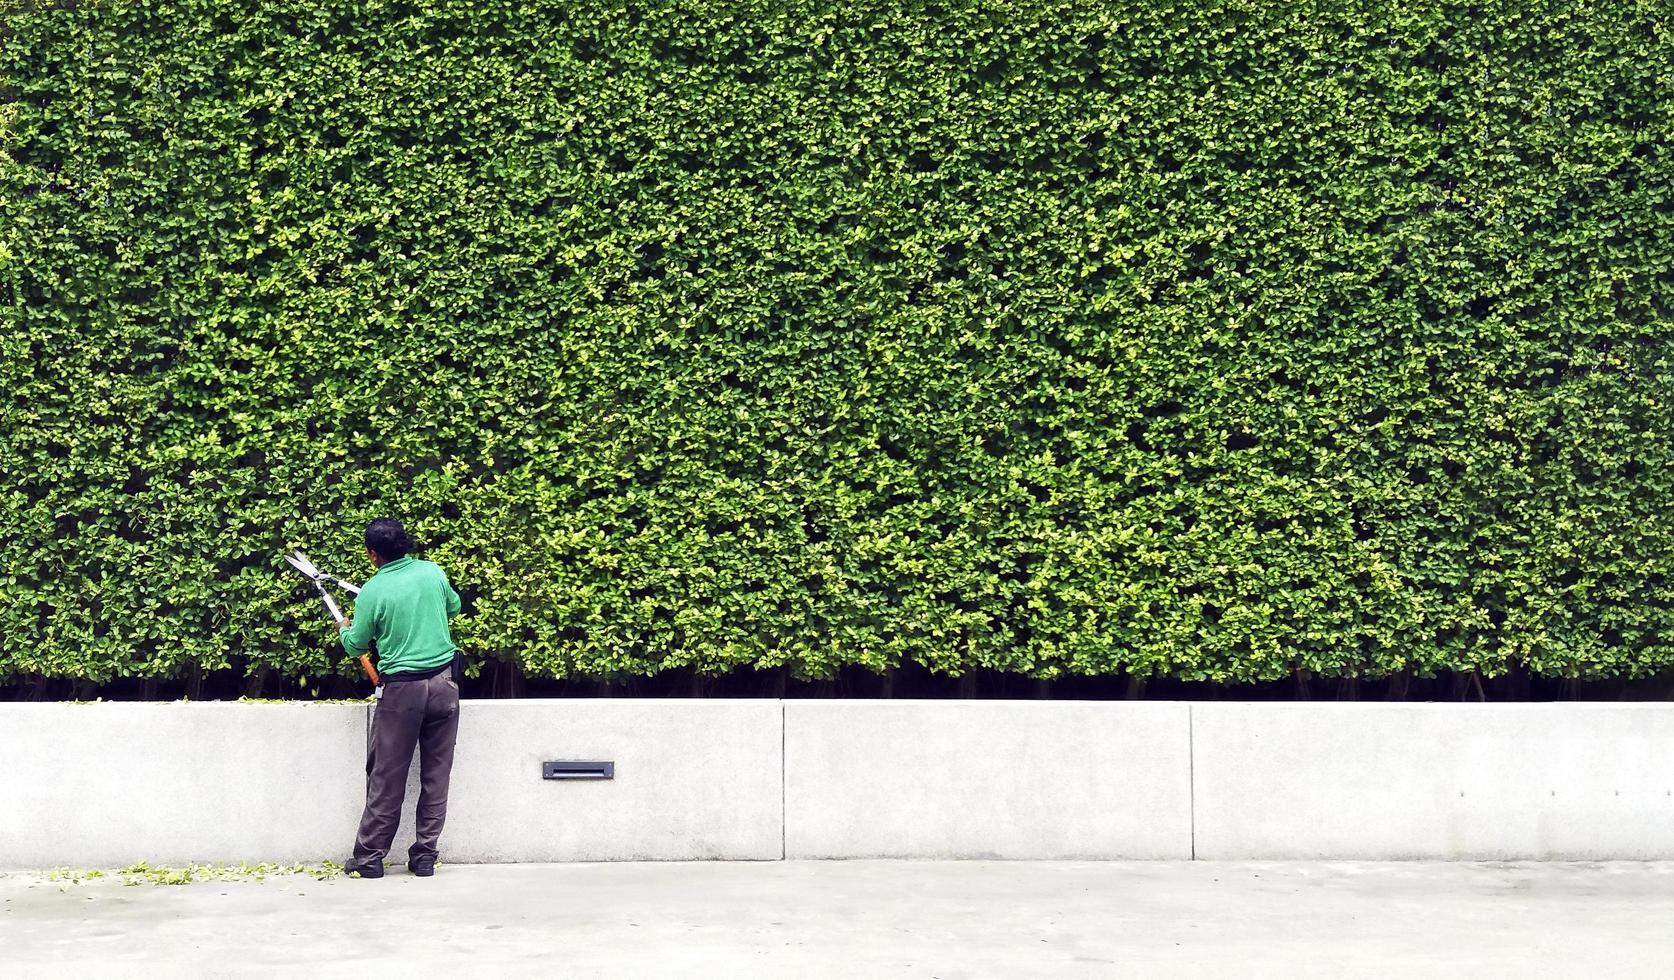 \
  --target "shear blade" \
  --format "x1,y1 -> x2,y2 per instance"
285,550 -> 322,579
